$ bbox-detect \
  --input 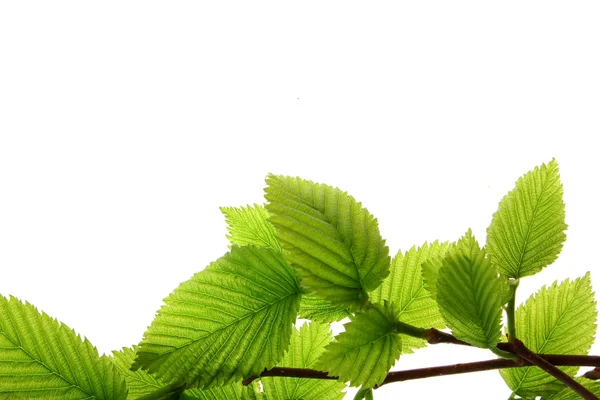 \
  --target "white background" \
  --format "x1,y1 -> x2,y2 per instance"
1,2 -> 599,399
